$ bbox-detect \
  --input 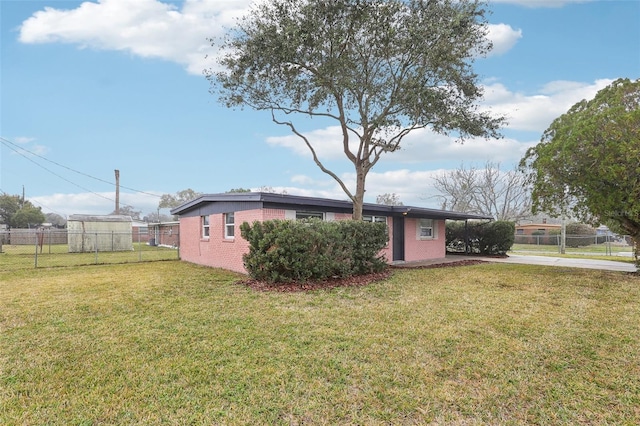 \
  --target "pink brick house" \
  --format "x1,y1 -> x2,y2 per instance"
171,192 -> 490,274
